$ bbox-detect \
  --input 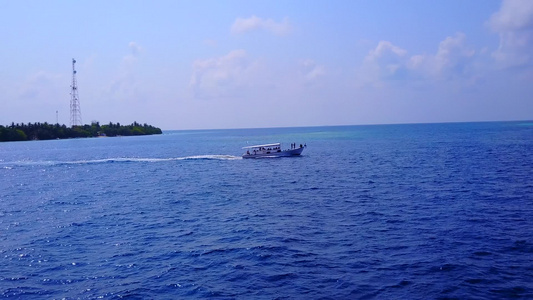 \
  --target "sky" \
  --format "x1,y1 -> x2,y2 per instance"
1,0 -> 532,130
